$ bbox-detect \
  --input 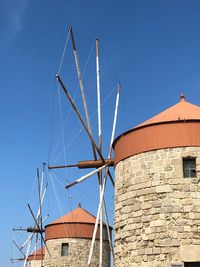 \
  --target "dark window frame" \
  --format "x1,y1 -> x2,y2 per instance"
183,157 -> 197,178
61,243 -> 69,256
184,263 -> 200,267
